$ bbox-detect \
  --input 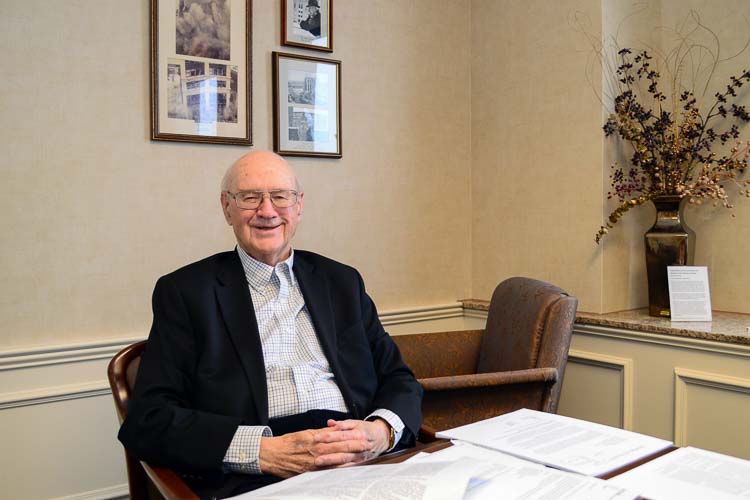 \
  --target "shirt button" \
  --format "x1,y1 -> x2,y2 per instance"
239,452 -> 247,460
